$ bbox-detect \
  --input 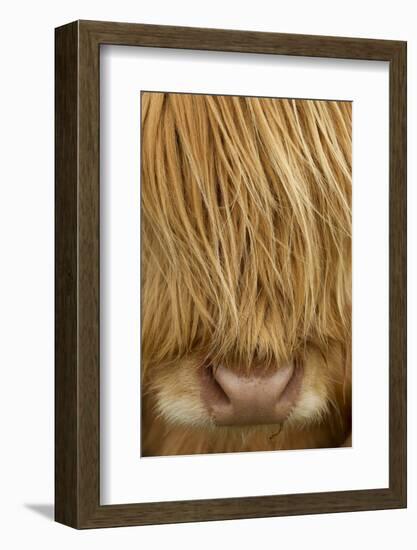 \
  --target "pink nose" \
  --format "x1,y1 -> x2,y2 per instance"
201,363 -> 302,426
